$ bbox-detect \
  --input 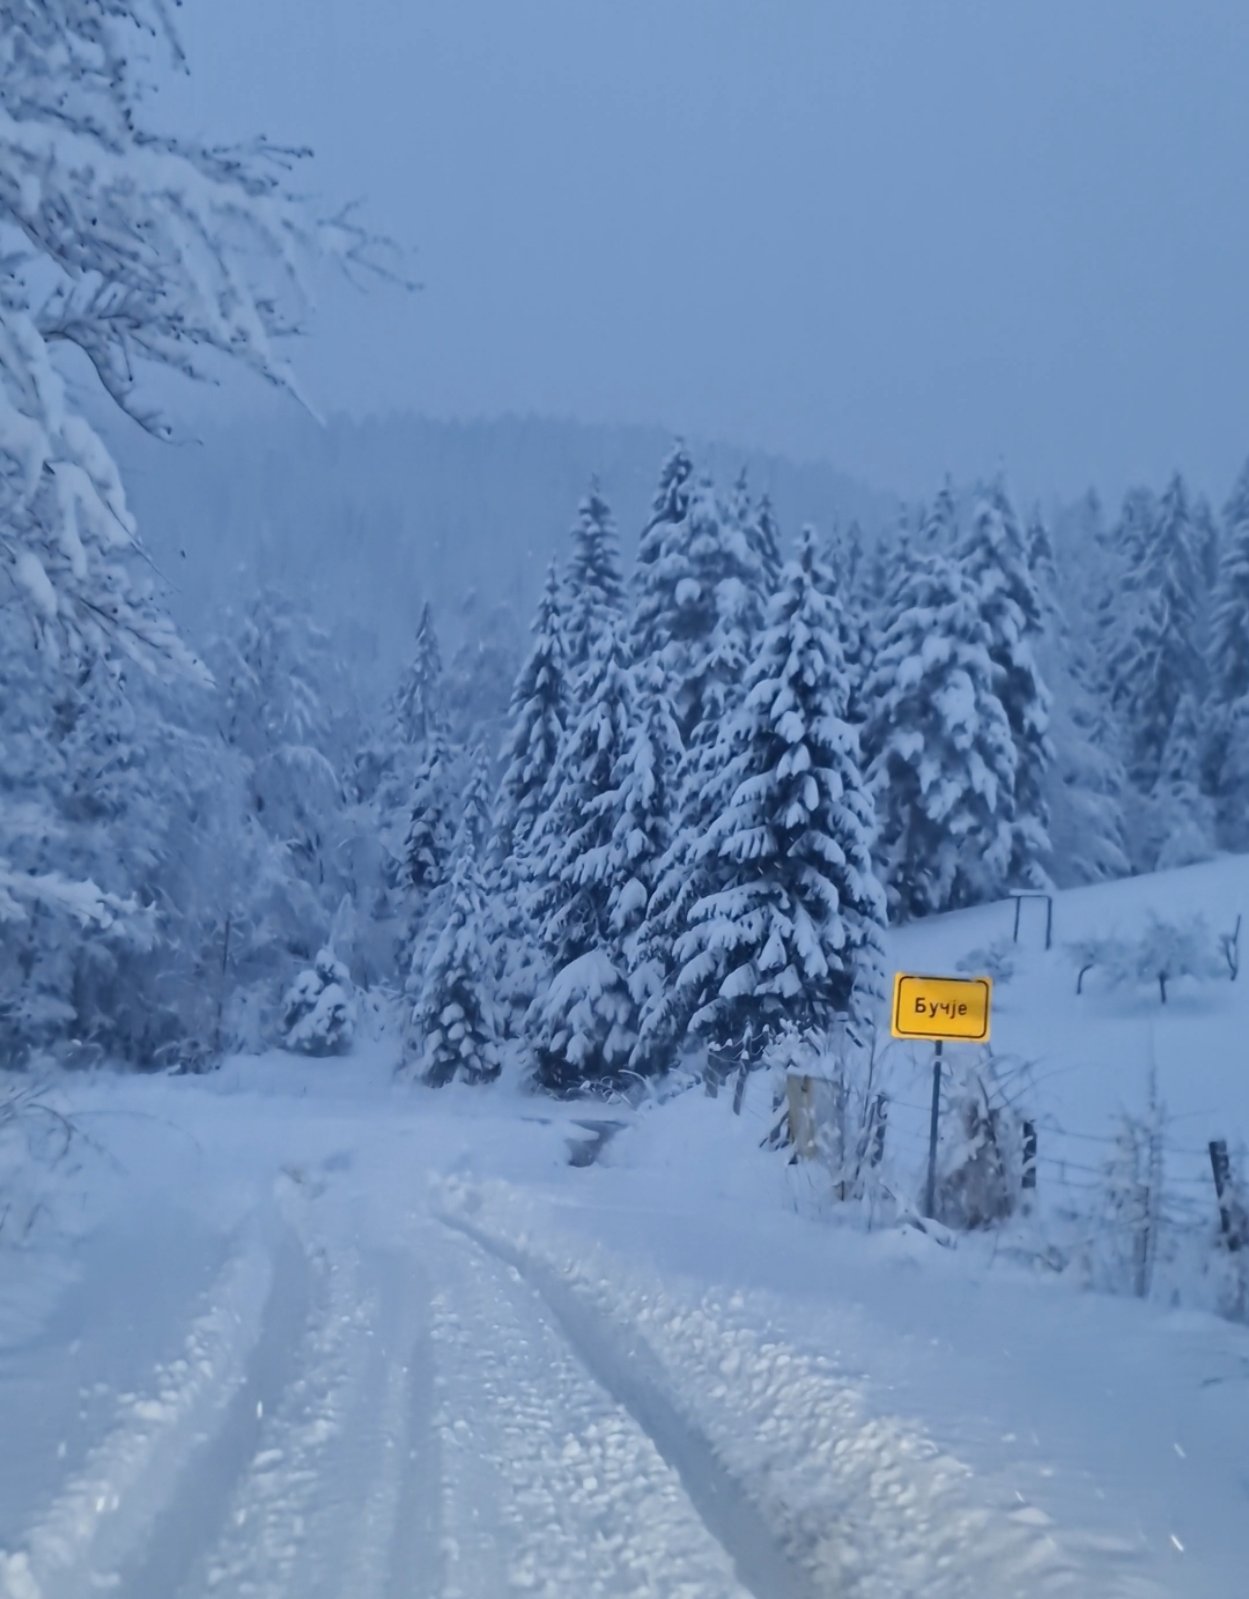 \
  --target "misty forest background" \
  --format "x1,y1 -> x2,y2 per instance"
5,401 -> 1248,1091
